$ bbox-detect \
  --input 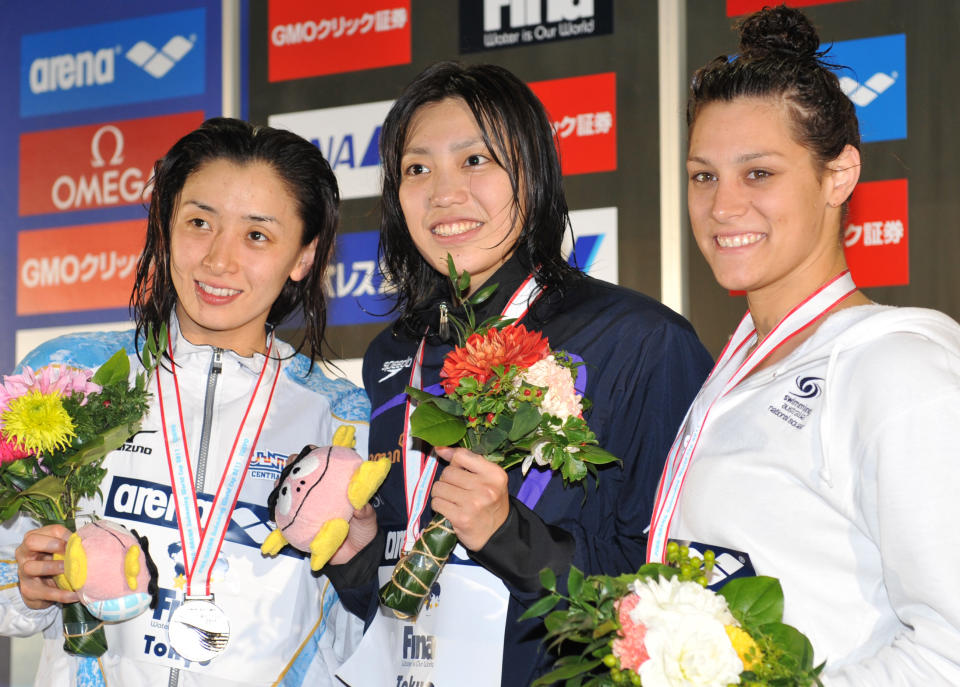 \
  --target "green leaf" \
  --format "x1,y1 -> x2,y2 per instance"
531,658 -> 602,686
446,253 -> 458,285
508,402 -> 542,441
567,565 -> 584,599
540,567 -> 557,593
409,404 -> 466,447
518,593 -> 561,621
576,444 -> 621,466
720,575 -> 784,628
543,609 -> 569,633
467,283 -> 498,306
91,349 -> 130,386
432,397 -> 463,416
592,619 -> 618,639
405,386 -> 441,403
477,426 -> 508,455
20,475 -> 64,501
760,621 -> 816,671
